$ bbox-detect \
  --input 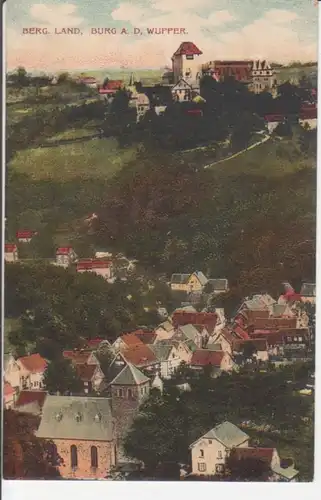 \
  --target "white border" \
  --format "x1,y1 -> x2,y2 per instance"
1,2 -> 321,499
